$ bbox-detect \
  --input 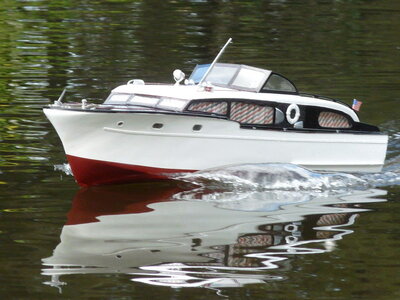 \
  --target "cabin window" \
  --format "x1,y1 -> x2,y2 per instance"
187,101 -> 228,115
231,67 -> 267,90
318,111 -> 351,128
262,74 -> 297,93
275,108 -> 285,124
205,65 -> 238,85
157,98 -> 187,111
230,102 -> 274,125
105,93 -> 132,104
129,95 -> 160,106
